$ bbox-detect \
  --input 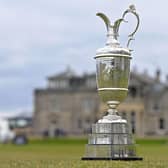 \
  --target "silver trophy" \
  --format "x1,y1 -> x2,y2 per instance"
82,5 -> 142,160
